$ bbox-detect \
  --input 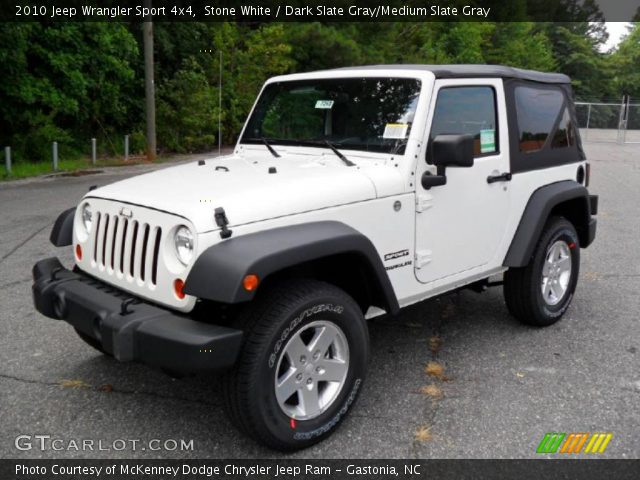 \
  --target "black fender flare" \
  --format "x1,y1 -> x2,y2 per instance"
50,207 -> 76,247
503,180 -> 592,267
184,221 -> 400,314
